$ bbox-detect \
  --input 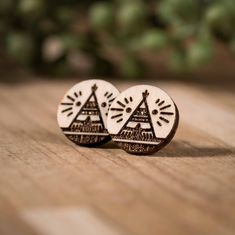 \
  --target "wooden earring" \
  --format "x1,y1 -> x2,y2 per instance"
57,79 -> 120,146
107,85 -> 179,155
